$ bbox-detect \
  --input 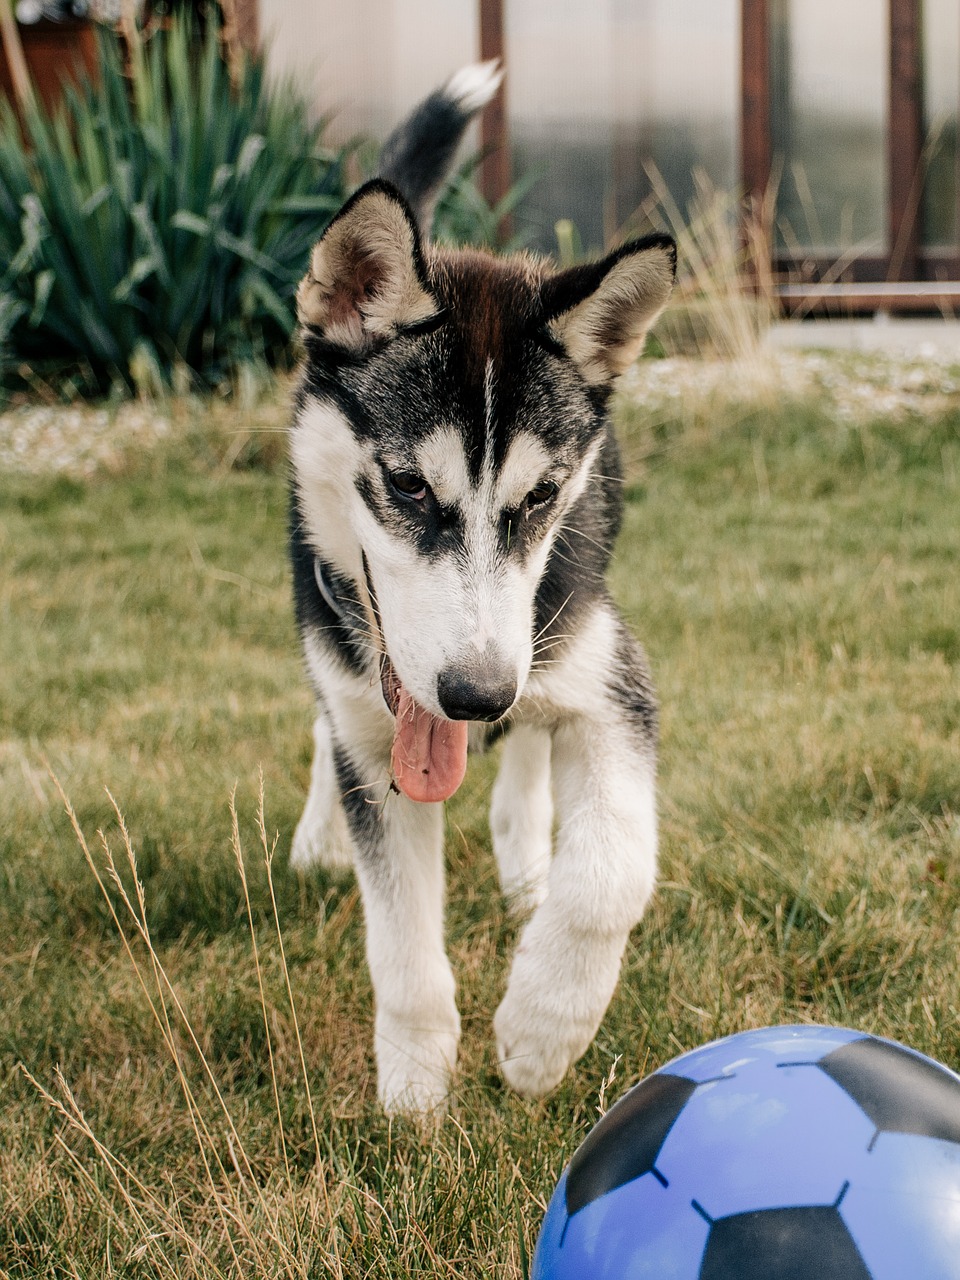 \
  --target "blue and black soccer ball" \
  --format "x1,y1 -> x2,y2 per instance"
533,1025 -> 960,1278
